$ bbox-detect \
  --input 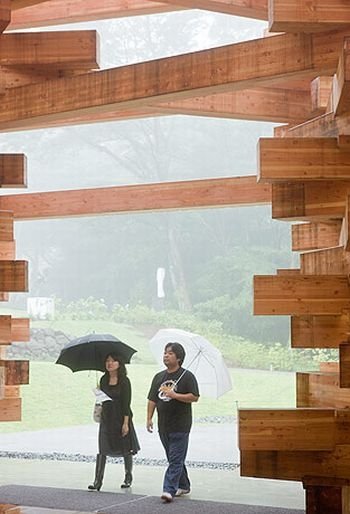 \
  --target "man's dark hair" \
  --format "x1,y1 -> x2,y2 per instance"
165,342 -> 186,366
